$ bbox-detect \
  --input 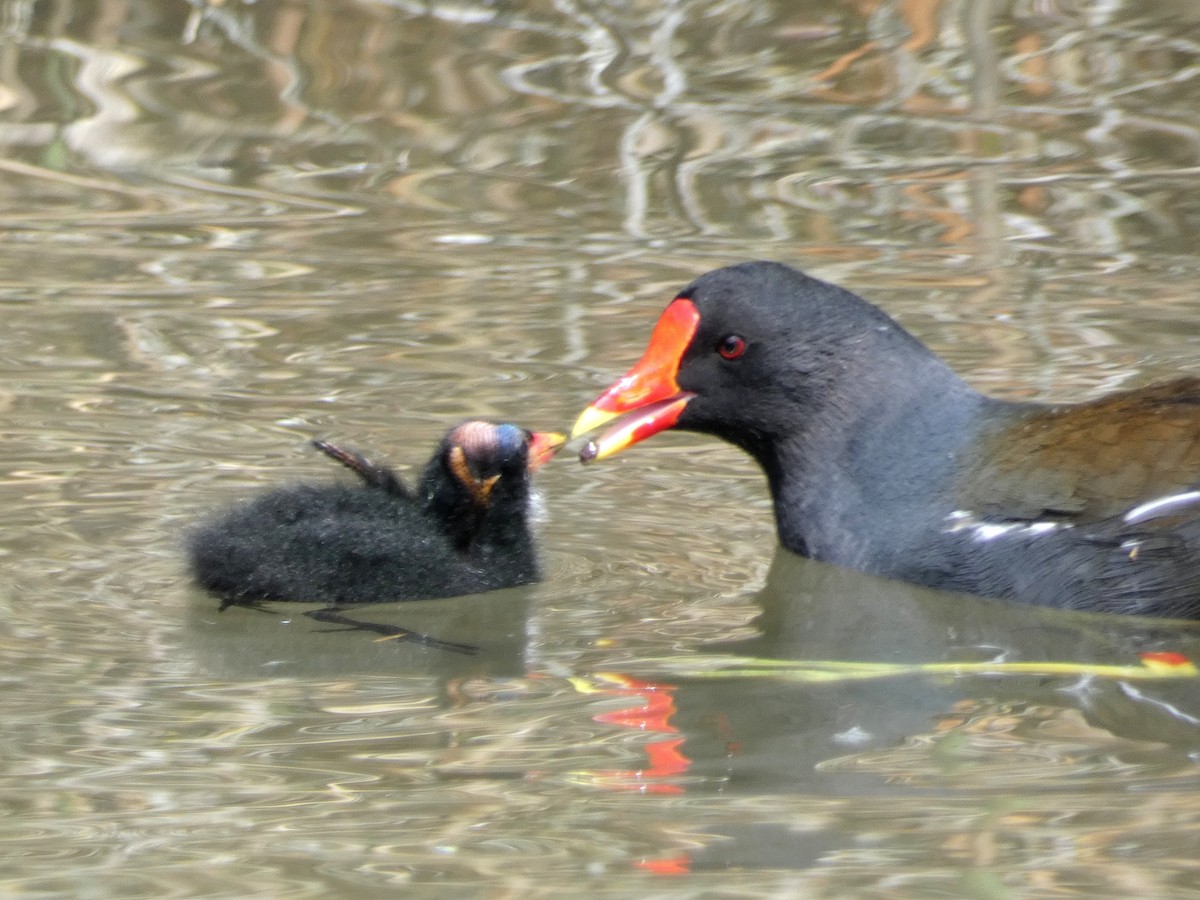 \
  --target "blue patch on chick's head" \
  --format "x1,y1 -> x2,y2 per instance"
495,423 -> 526,458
